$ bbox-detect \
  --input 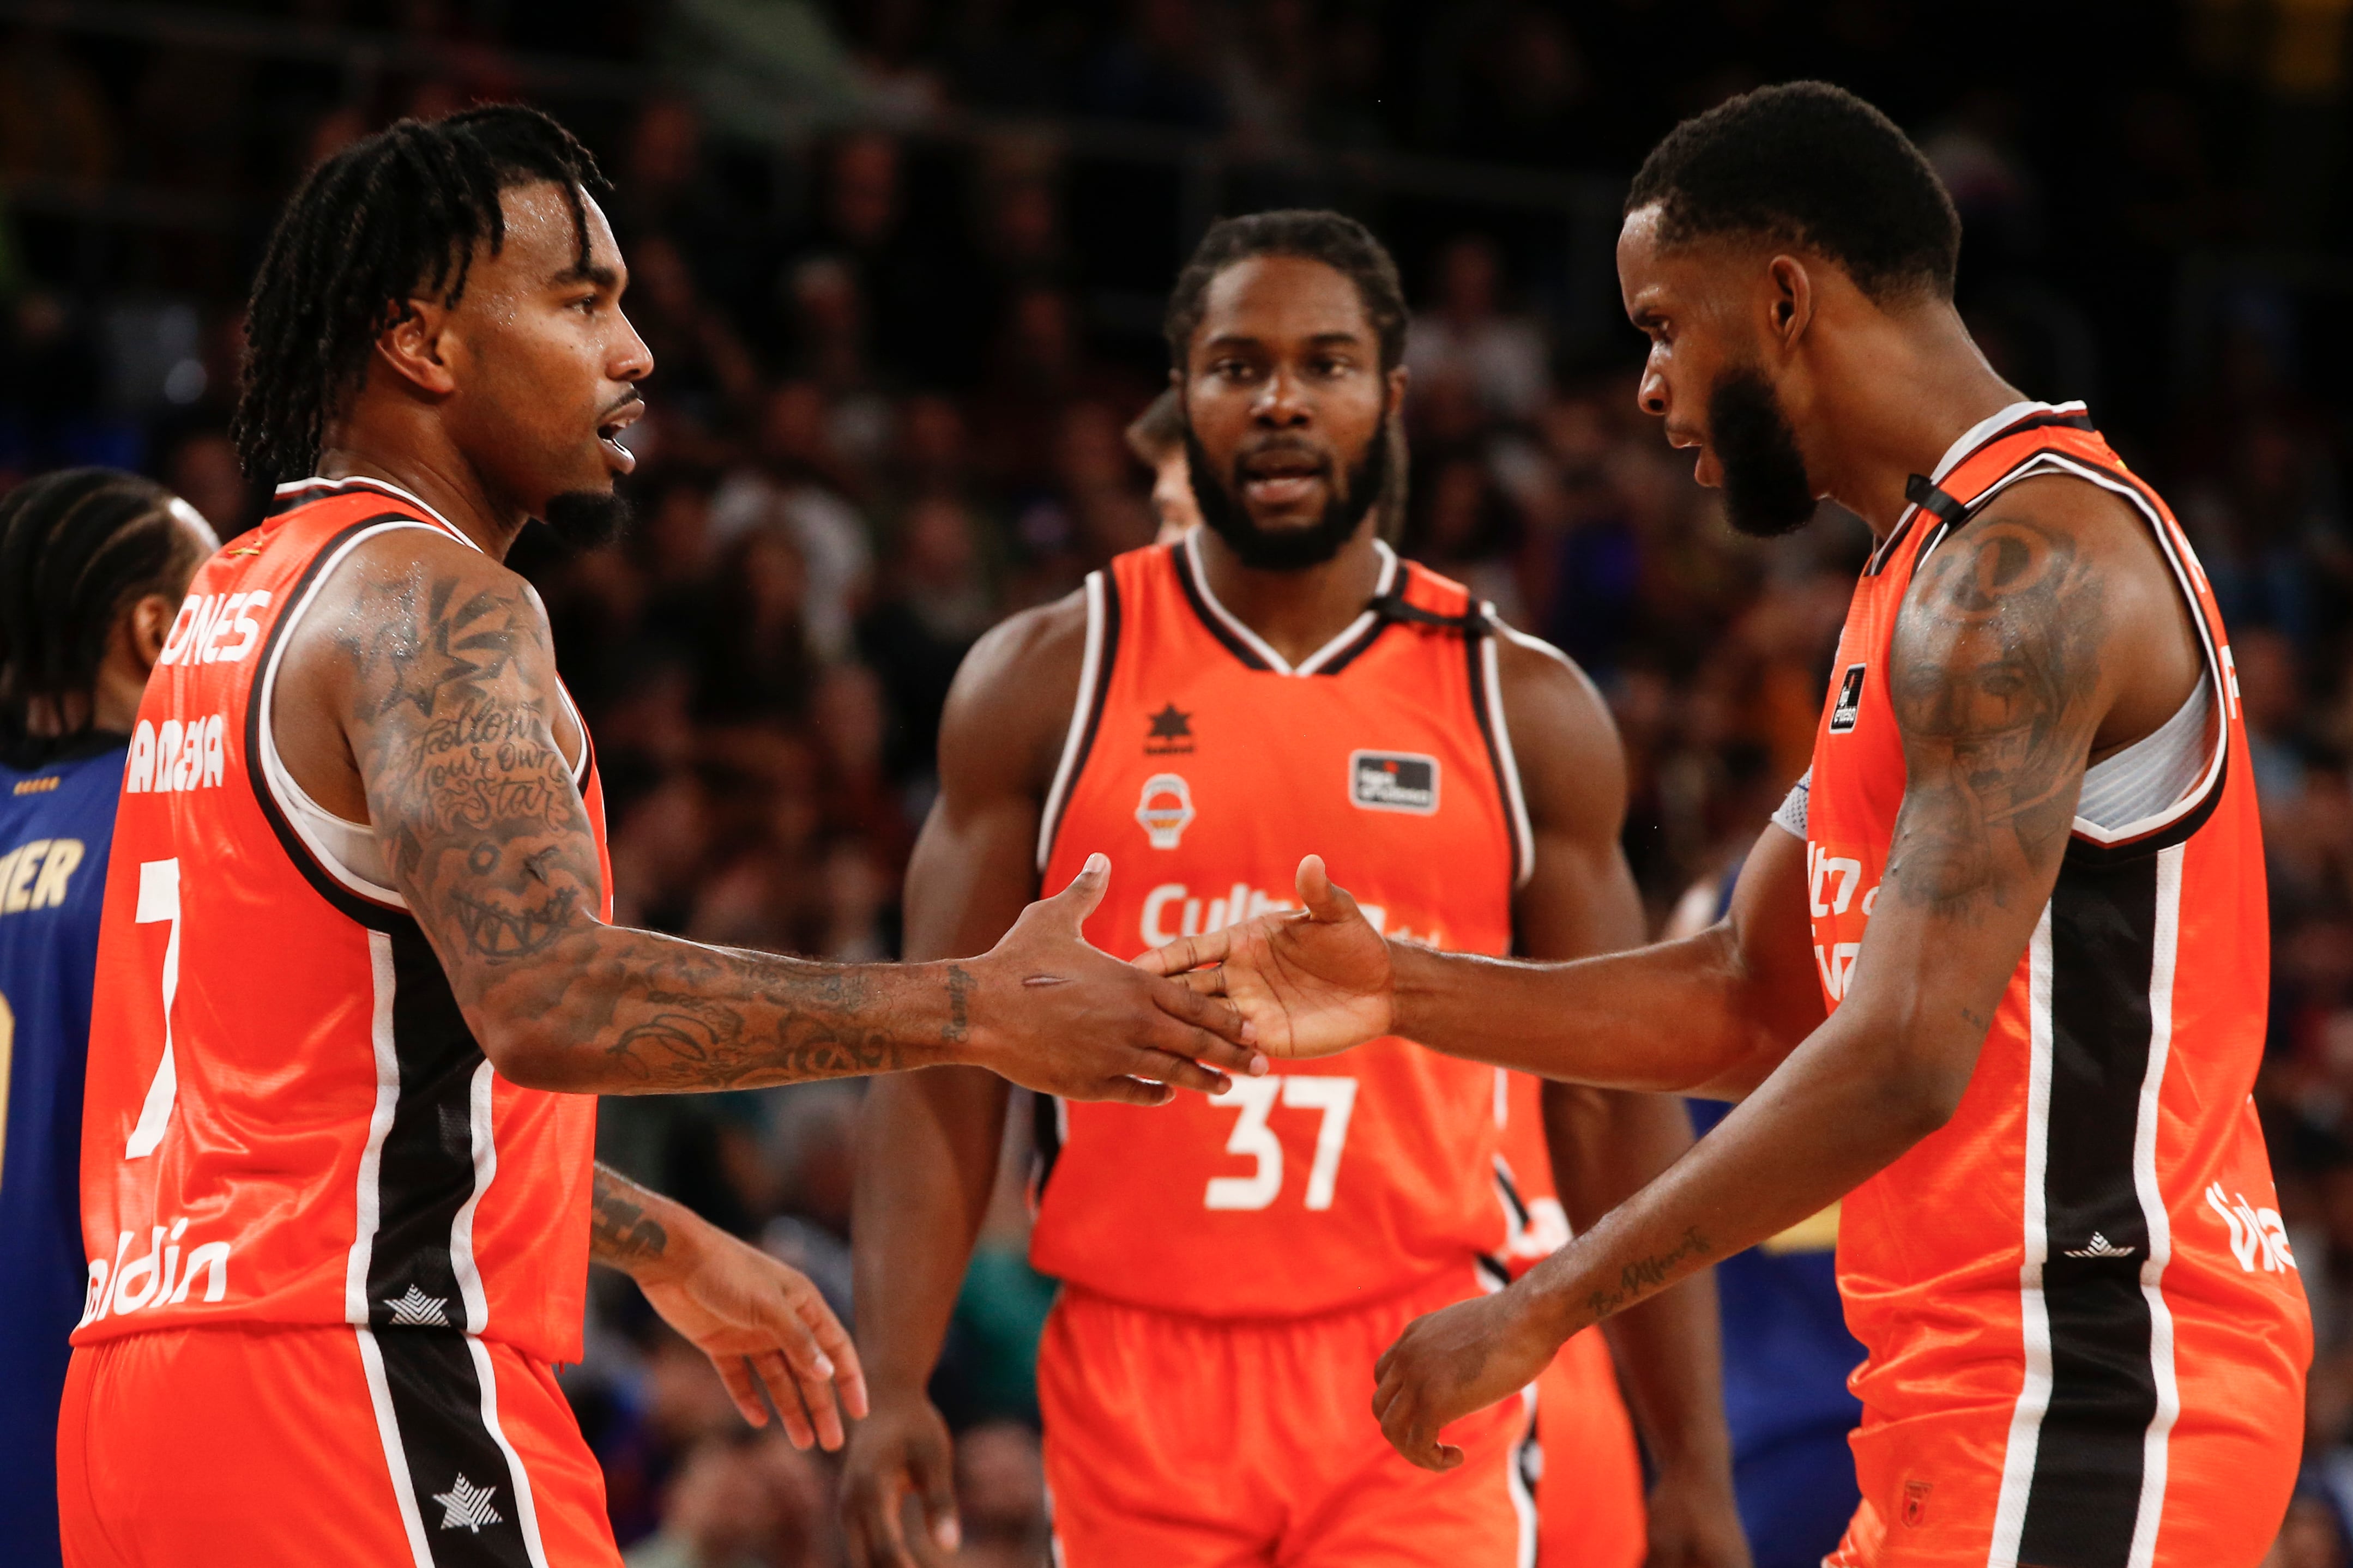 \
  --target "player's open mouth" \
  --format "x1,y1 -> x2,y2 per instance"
1239,452 -> 1328,509
597,398 -> 644,475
